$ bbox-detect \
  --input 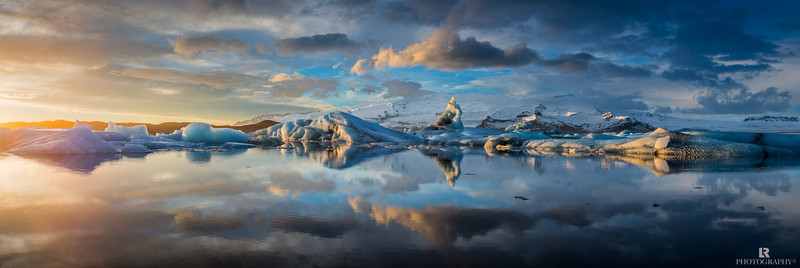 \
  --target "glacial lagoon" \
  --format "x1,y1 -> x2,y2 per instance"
1,146 -> 799,267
